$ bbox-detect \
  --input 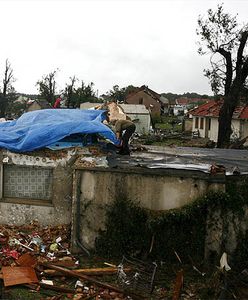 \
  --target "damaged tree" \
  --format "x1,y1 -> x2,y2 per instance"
36,70 -> 58,105
0,59 -> 15,118
64,75 -> 77,108
197,4 -> 248,148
